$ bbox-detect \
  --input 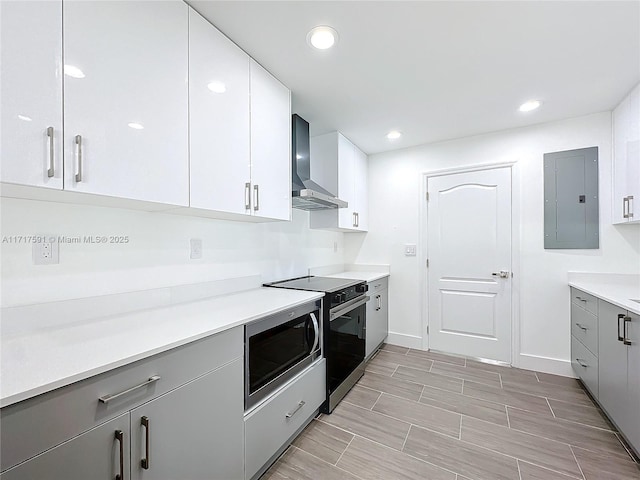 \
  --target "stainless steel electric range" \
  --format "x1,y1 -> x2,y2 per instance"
265,276 -> 369,413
